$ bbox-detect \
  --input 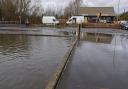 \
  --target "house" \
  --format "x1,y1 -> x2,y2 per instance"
79,7 -> 116,23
